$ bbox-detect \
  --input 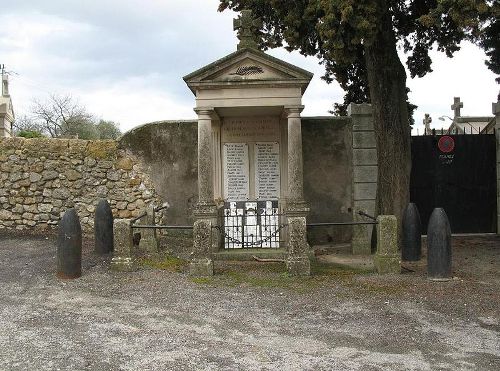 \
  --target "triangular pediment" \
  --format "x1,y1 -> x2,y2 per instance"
183,48 -> 313,95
